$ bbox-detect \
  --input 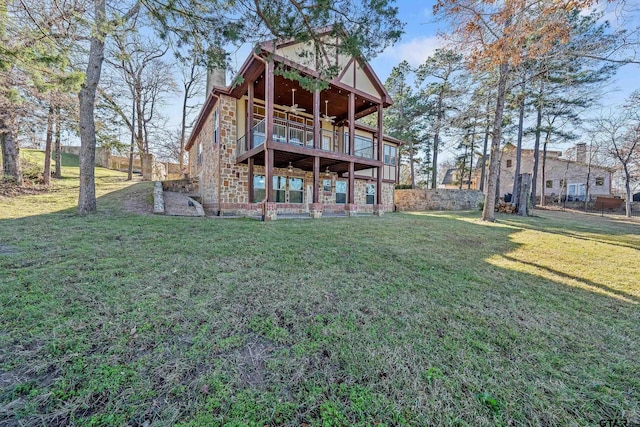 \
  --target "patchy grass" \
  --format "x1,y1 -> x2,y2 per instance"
1,153 -> 639,426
